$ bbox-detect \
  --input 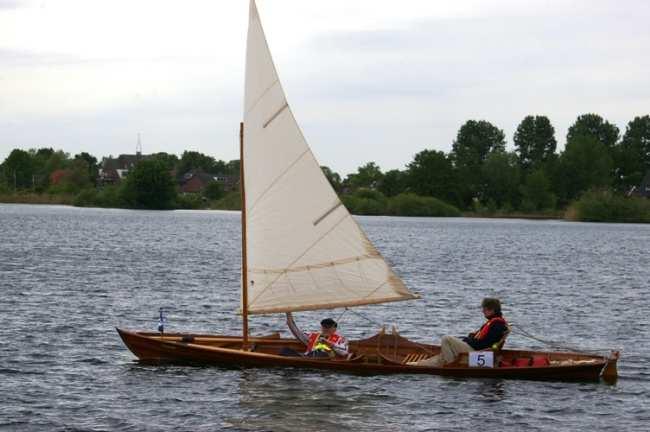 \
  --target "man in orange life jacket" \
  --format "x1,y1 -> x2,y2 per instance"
281,312 -> 349,358
408,298 -> 508,367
